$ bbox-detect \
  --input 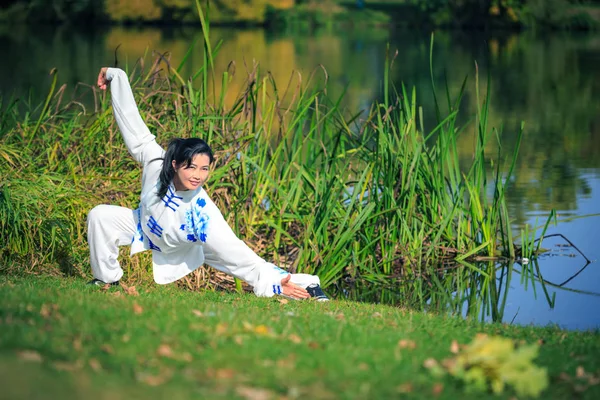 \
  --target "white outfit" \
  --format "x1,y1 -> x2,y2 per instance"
87,67 -> 319,297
